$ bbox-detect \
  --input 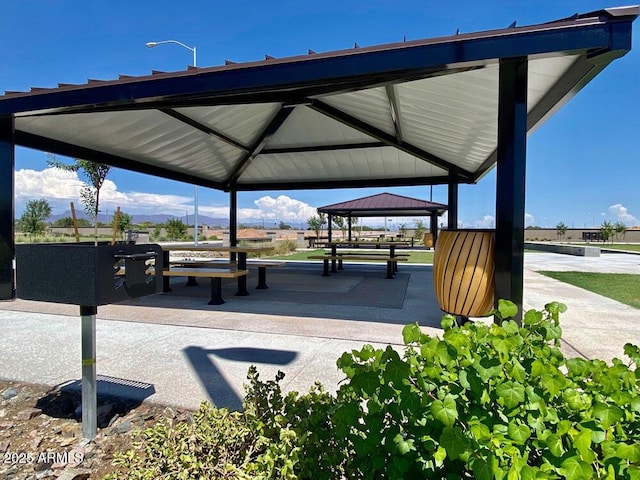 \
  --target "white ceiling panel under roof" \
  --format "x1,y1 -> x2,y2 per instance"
1,7 -> 636,191
241,147 -> 447,185
267,105 -> 376,148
